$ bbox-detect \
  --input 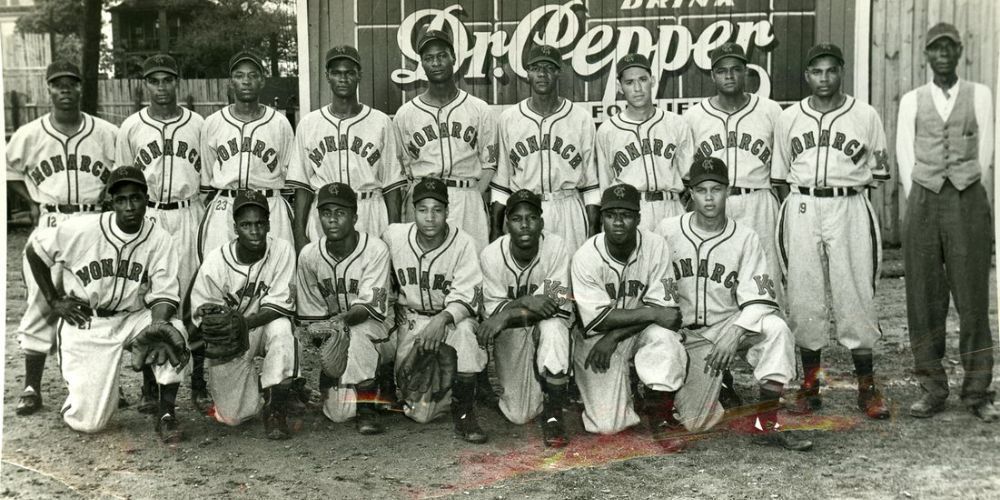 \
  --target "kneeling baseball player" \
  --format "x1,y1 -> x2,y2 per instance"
476,190 -> 574,448
24,167 -> 190,442
189,190 -> 302,440
655,158 -> 811,451
296,183 -> 395,435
